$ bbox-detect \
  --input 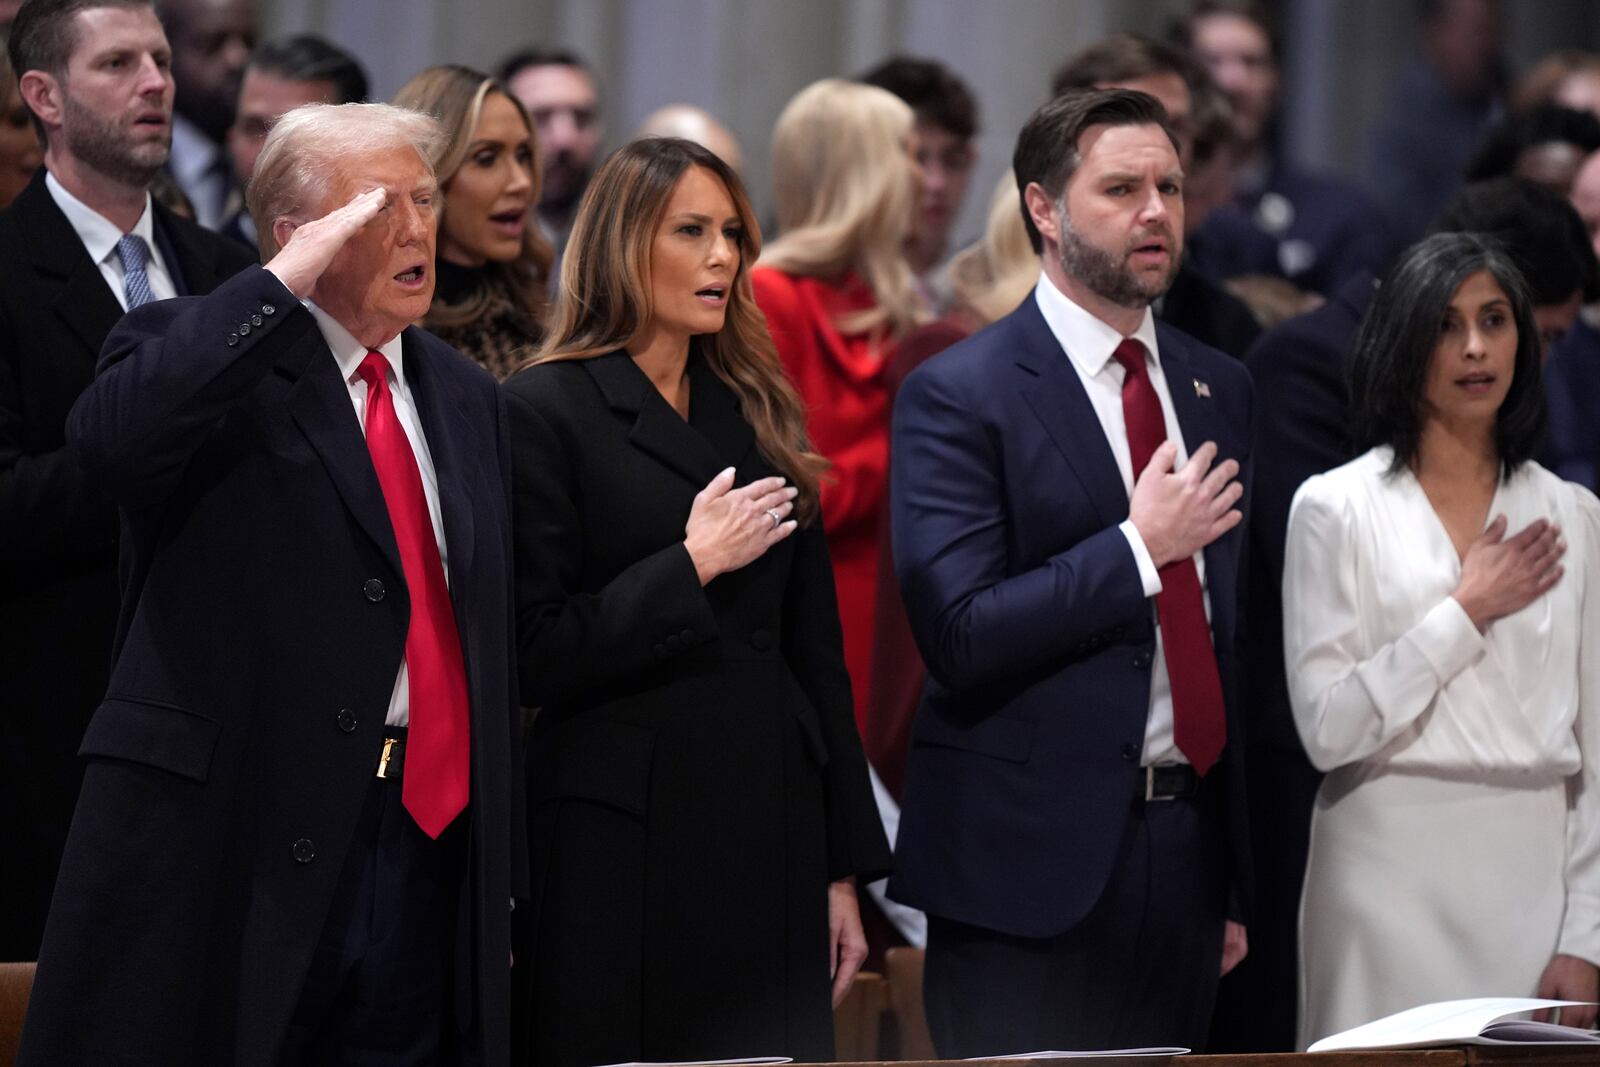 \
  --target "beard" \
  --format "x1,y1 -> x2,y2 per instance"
1055,203 -> 1179,309
61,91 -> 169,188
